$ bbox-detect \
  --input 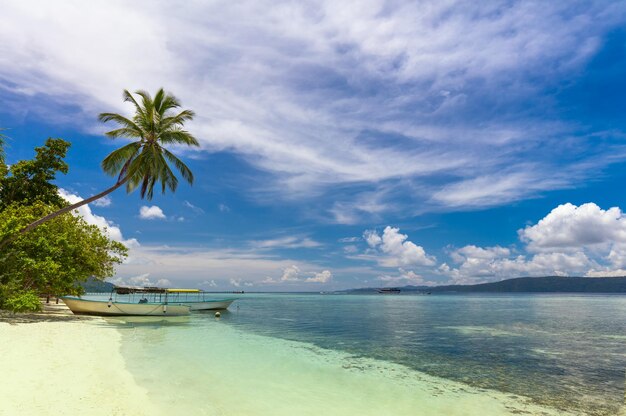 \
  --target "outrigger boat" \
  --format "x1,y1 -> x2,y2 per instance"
61,286 -> 237,316
61,287 -> 189,316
